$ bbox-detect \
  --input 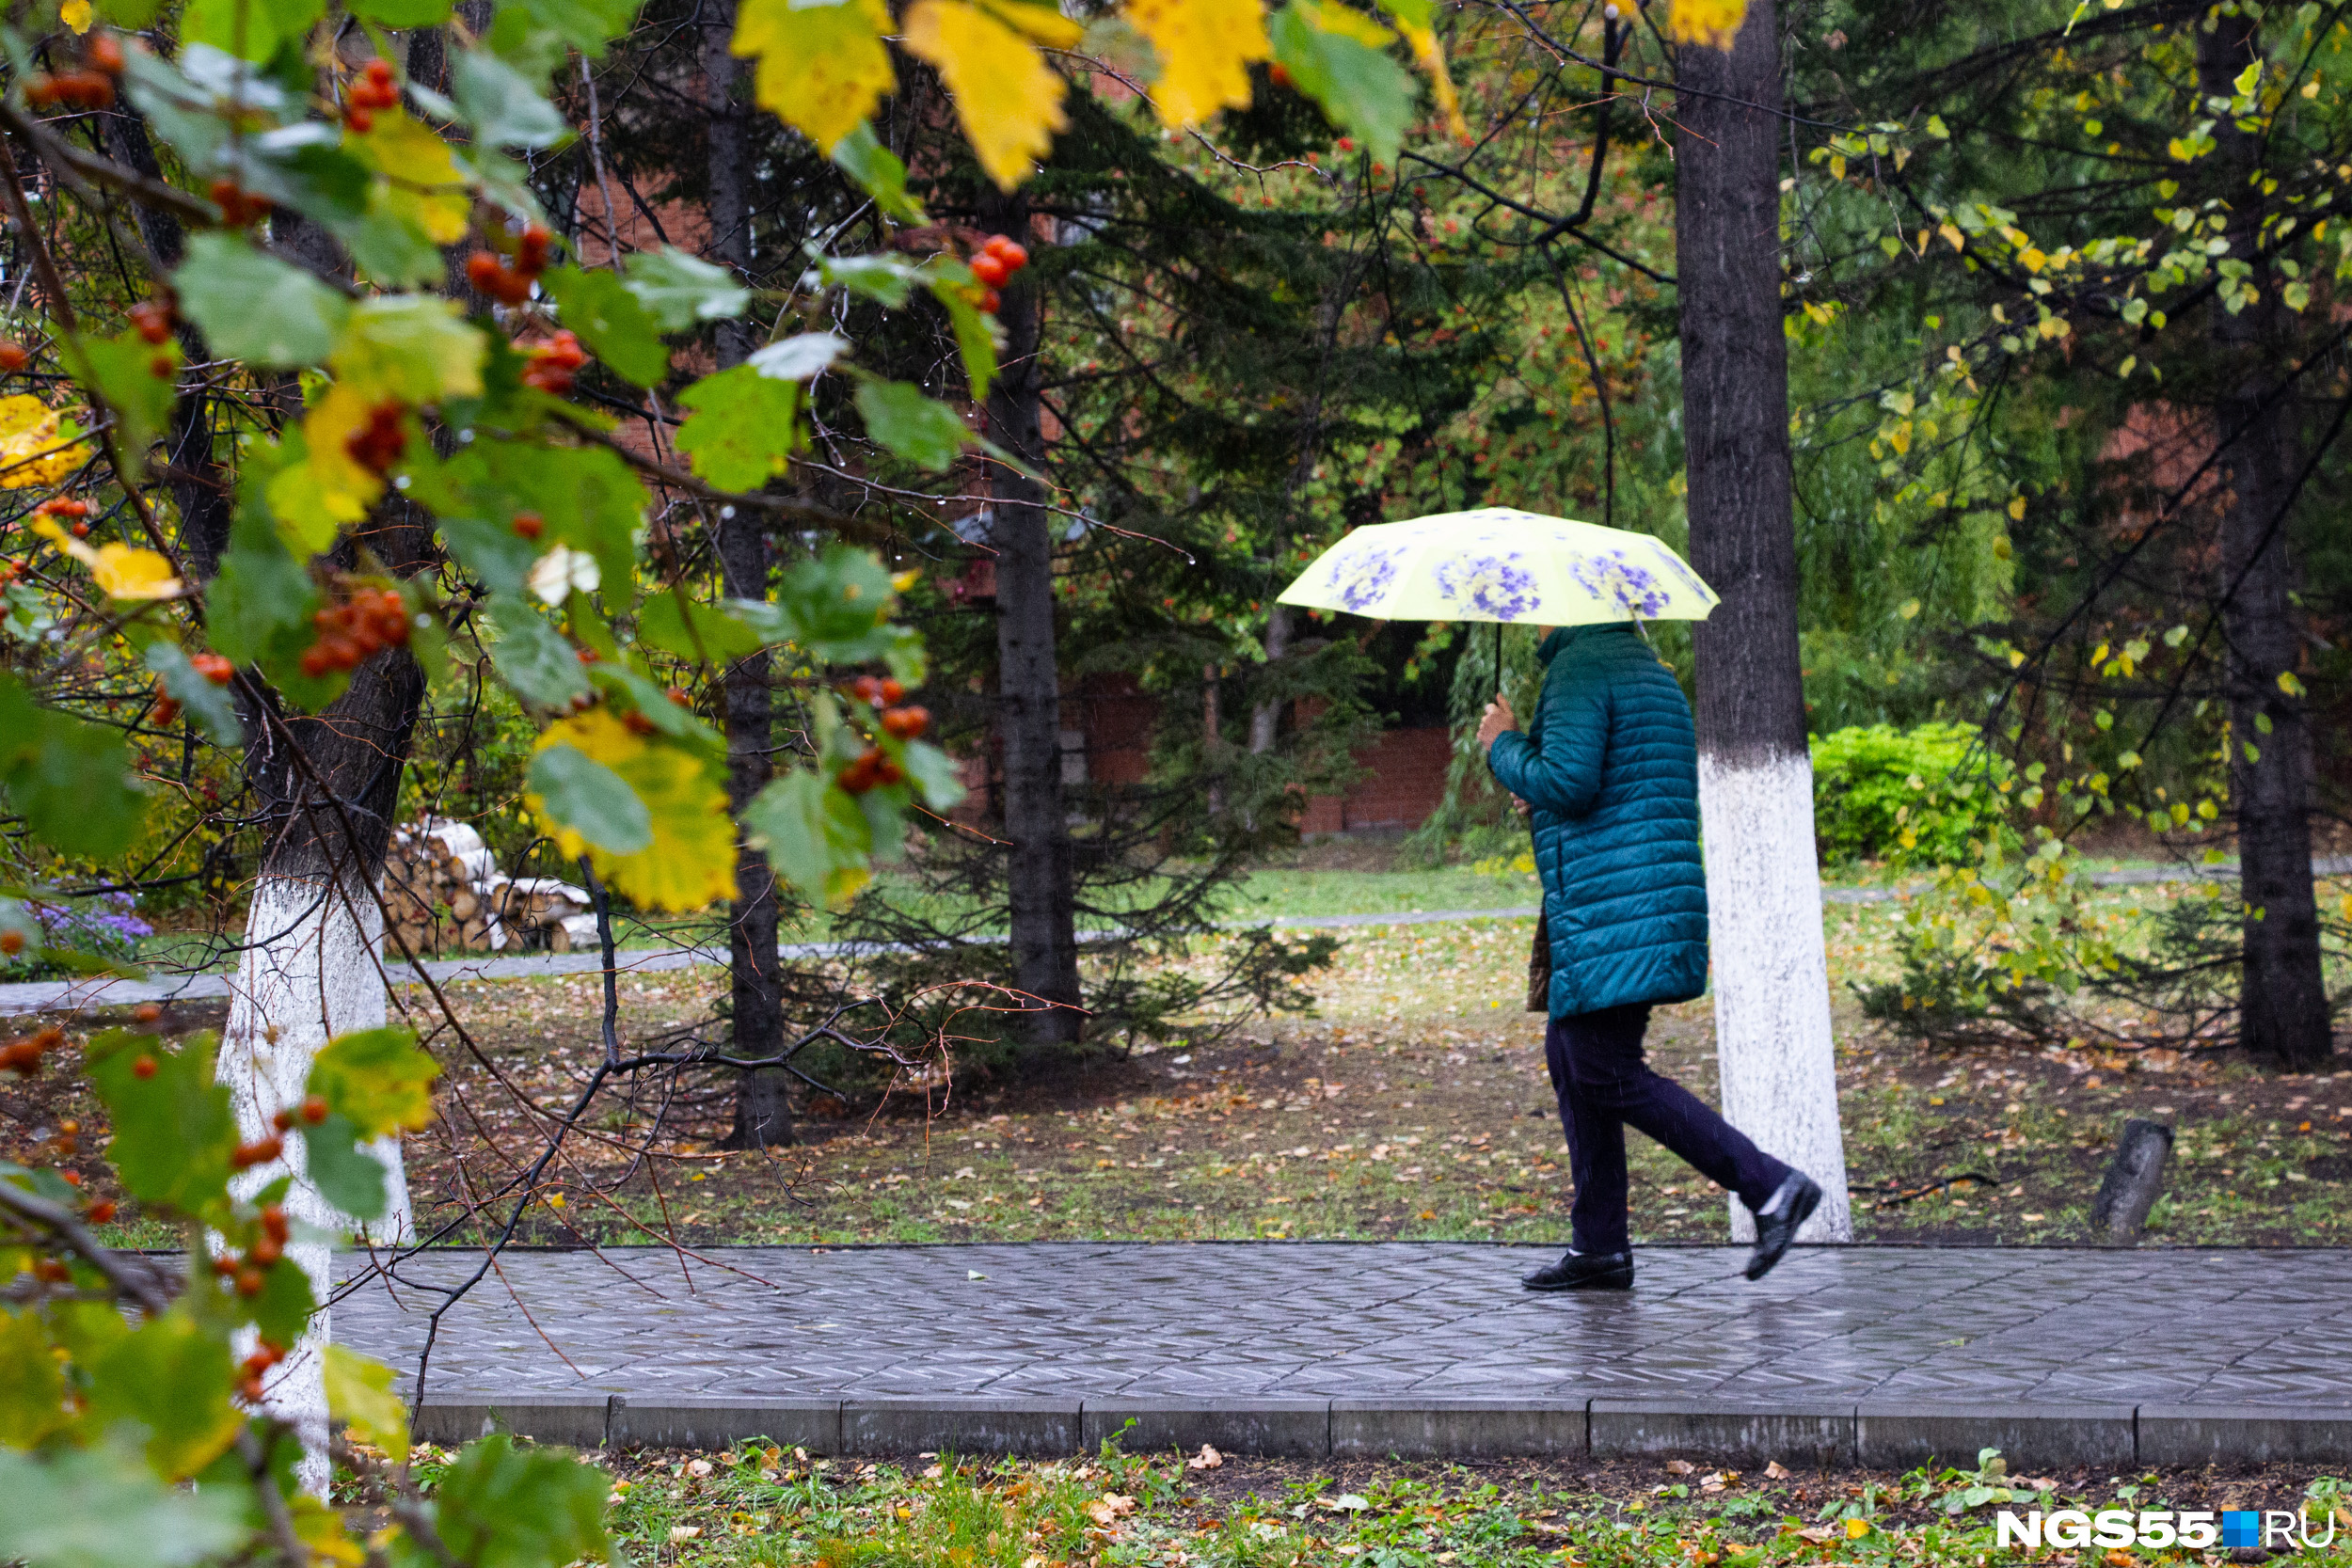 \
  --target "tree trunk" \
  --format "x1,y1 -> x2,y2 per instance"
979,185 -> 1082,1043
218,651 -> 426,1493
2200,13 -> 2331,1070
702,0 -> 790,1146
1675,0 -> 1851,1243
